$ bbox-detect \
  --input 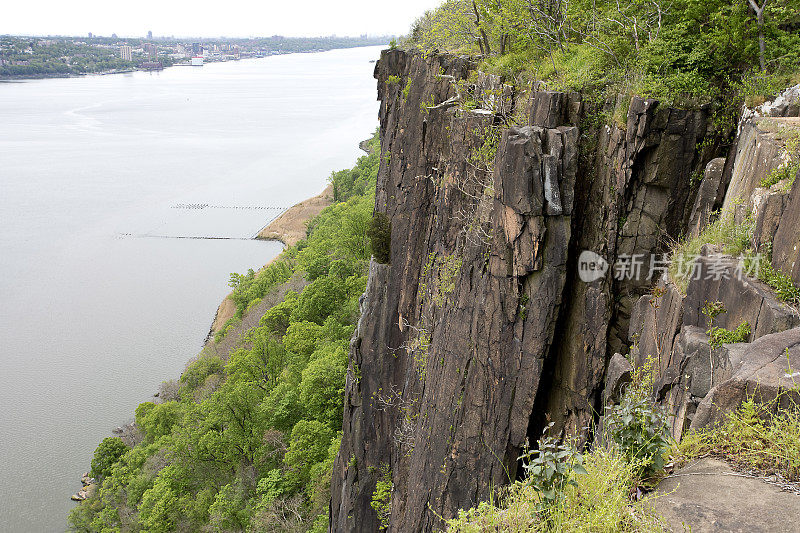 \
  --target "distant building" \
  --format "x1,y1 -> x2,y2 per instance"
144,43 -> 157,59
88,32 -> 93,38
147,30 -> 153,39
191,56 -> 203,66
120,45 -> 132,61
192,42 -> 202,56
